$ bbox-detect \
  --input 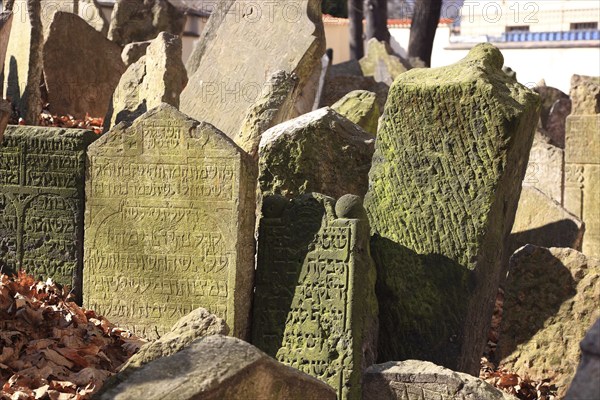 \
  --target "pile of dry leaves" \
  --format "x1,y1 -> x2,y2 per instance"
38,112 -> 104,135
0,272 -> 145,399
